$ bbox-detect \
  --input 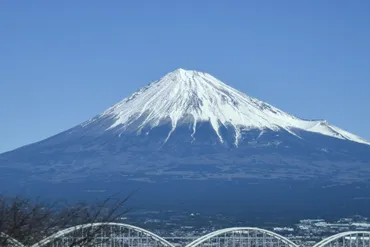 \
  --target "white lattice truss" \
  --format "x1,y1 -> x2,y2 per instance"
2,223 -> 370,247
313,231 -> 370,247
185,227 -> 298,247
0,232 -> 25,247
30,222 -> 174,247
